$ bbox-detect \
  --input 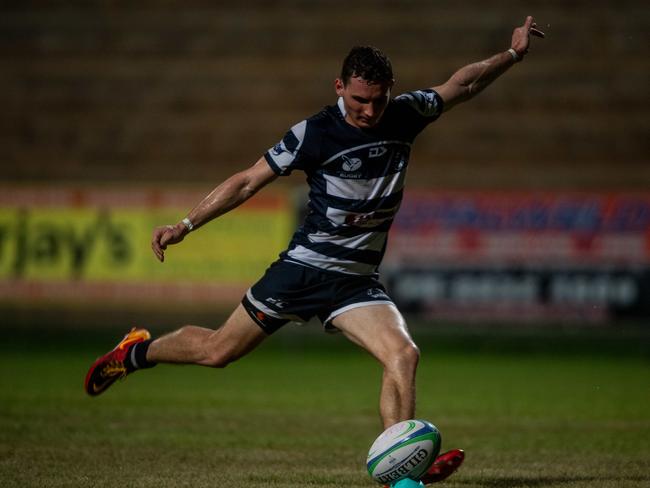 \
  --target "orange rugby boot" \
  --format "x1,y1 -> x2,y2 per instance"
84,327 -> 151,396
